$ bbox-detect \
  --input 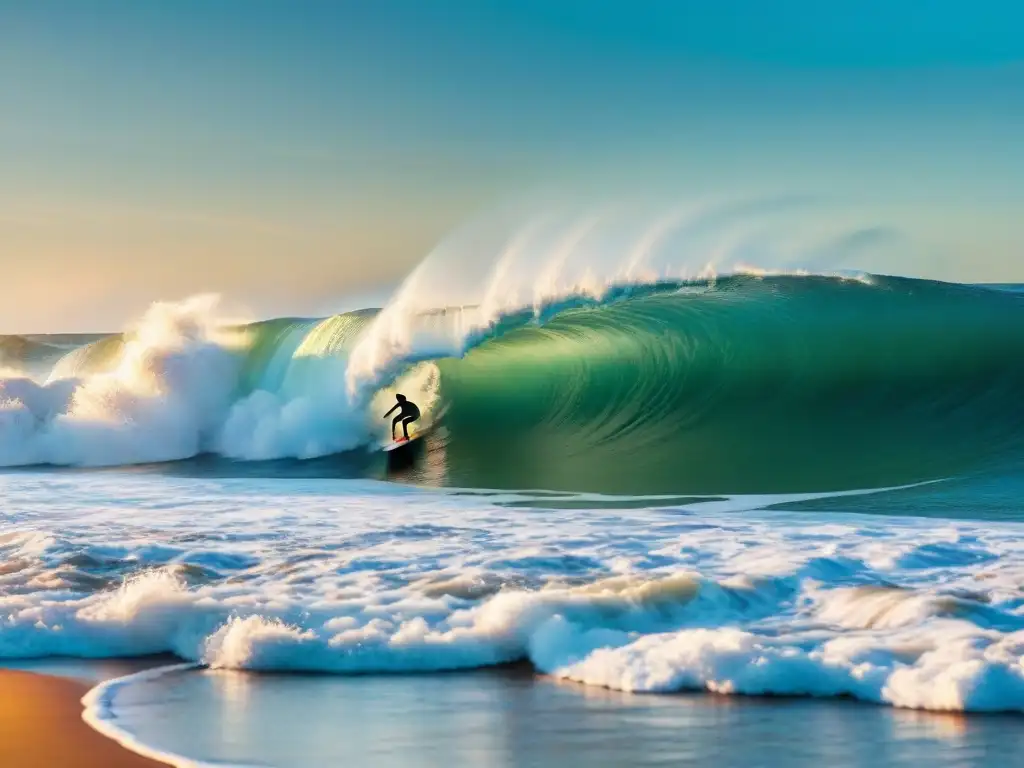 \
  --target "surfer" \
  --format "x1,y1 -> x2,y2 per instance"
384,394 -> 420,441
